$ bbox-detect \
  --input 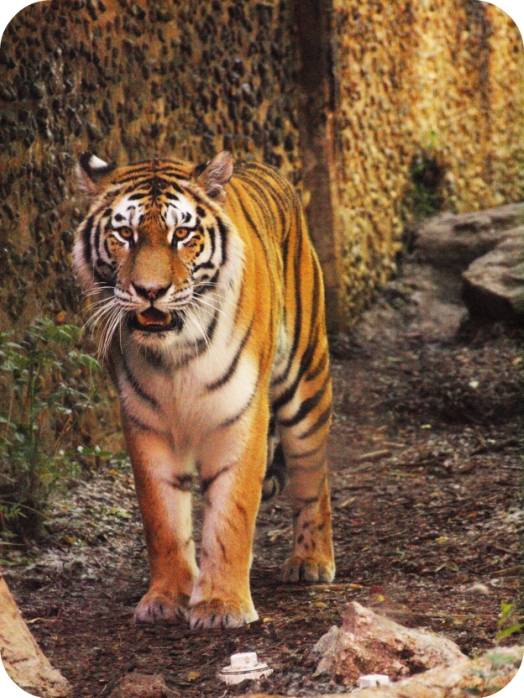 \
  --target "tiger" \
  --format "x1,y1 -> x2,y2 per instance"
73,150 -> 335,629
